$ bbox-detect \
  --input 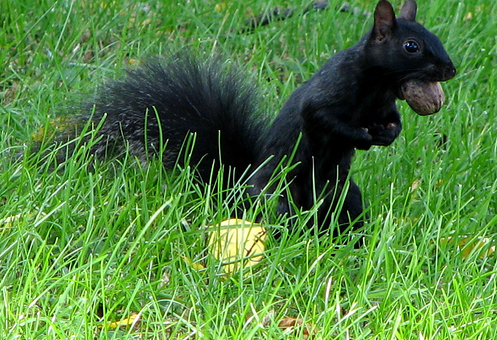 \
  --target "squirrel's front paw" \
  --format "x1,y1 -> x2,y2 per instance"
354,128 -> 374,150
368,122 -> 401,146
